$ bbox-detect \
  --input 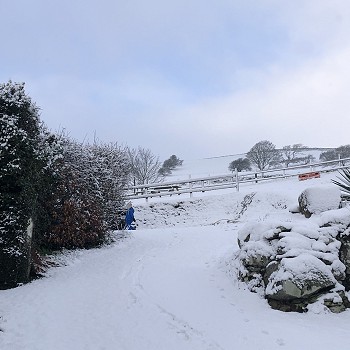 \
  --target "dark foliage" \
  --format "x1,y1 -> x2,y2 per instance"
228,158 -> 251,172
332,168 -> 350,199
320,145 -> 350,165
0,81 -> 43,288
159,154 -> 183,176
